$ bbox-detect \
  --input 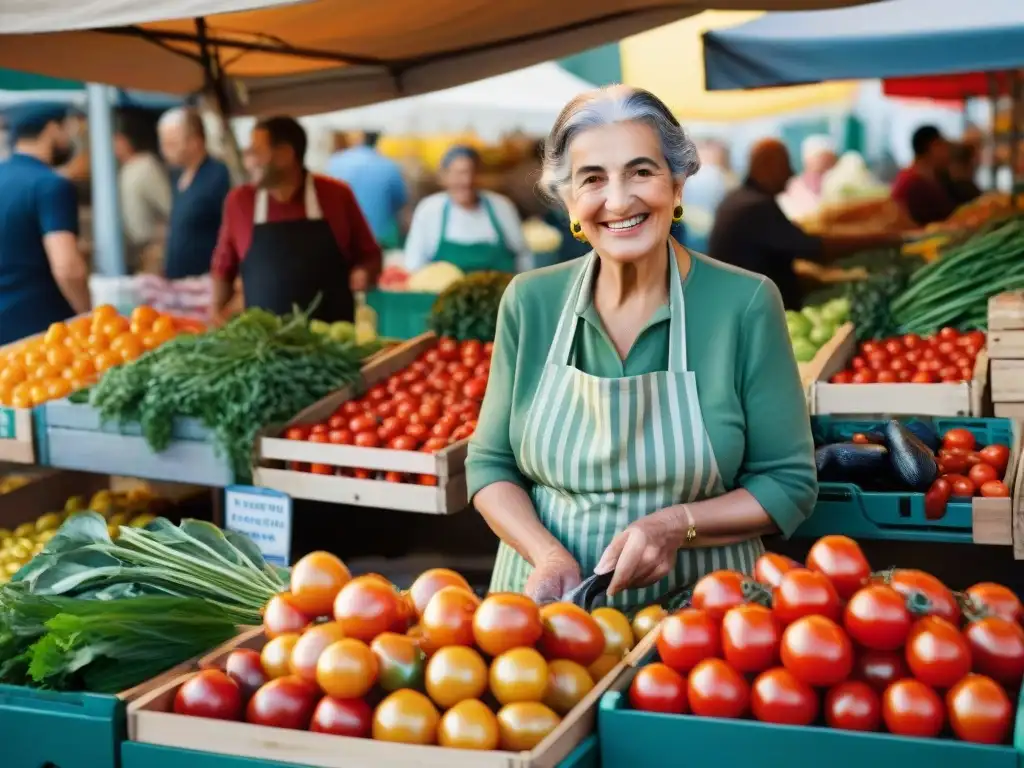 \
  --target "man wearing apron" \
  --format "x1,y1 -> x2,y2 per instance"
211,116 -> 381,323
432,194 -> 517,274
